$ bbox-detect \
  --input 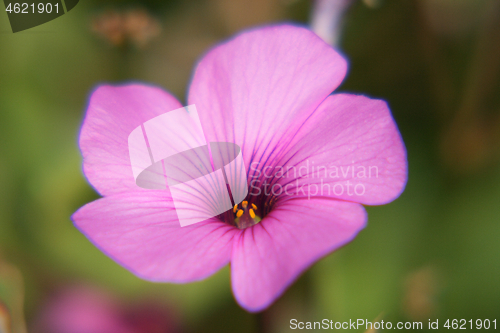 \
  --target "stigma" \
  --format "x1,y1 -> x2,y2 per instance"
233,200 -> 261,229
